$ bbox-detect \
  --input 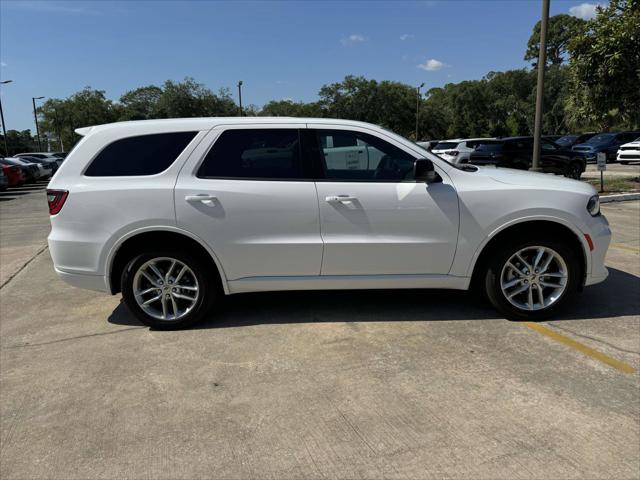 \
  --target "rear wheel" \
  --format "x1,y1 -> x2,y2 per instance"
121,251 -> 217,329
483,239 -> 580,321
